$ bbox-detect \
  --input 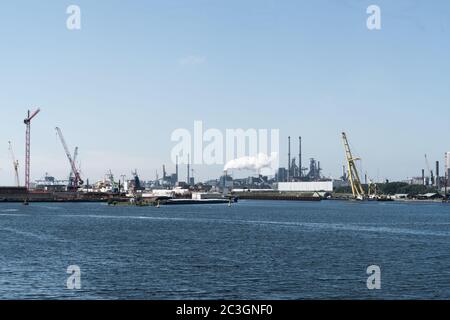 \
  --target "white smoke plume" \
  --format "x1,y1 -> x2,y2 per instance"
224,153 -> 278,173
